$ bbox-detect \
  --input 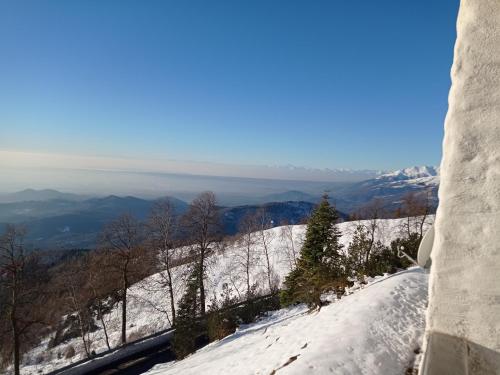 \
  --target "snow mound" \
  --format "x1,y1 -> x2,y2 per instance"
147,268 -> 428,375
